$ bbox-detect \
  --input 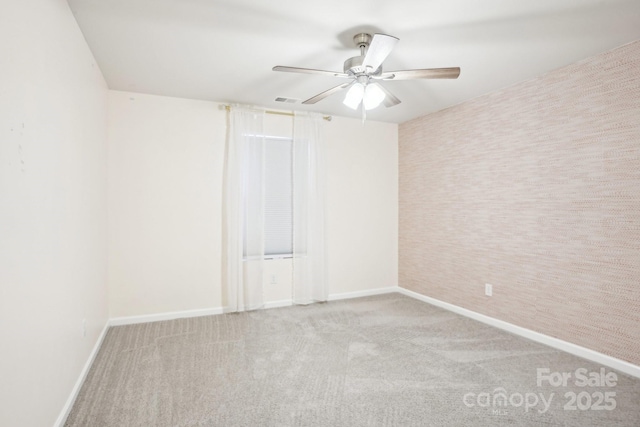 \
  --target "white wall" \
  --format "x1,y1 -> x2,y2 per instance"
325,116 -> 398,295
107,92 -> 225,317
0,1 -> 109,426
107,91 -> 398,317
